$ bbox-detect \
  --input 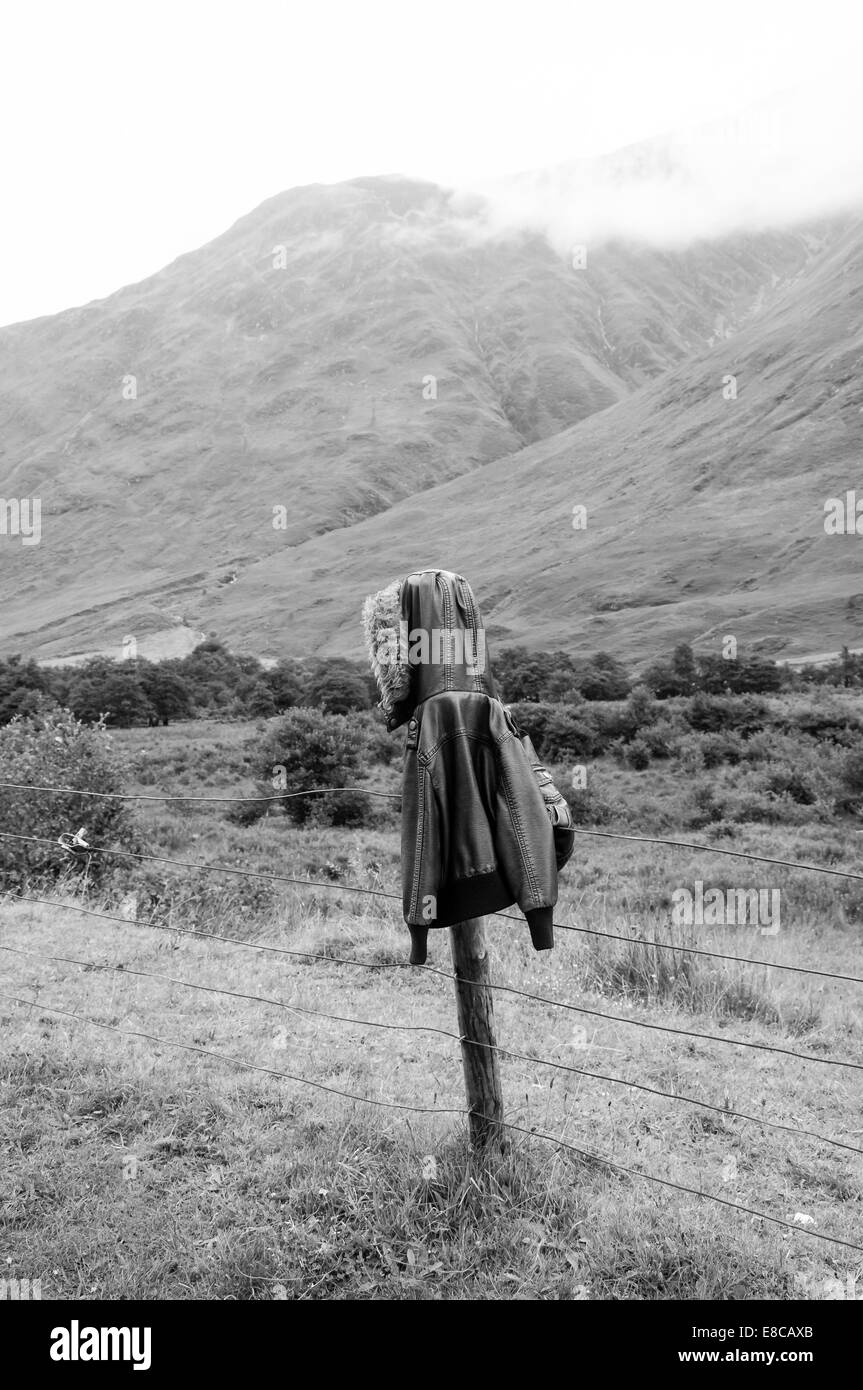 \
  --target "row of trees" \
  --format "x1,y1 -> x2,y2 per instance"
494,641 -> 863,703
1,638 -> 861,729
0,643 -> 376,727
